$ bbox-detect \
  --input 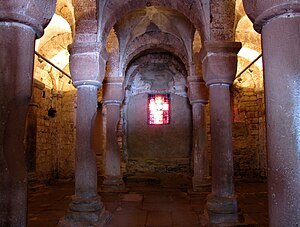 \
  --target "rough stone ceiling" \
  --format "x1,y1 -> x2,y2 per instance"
99,0 -> 208,45
116,6 -> 191,42
114,6 -> 196,77
33,0 -> 263,90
